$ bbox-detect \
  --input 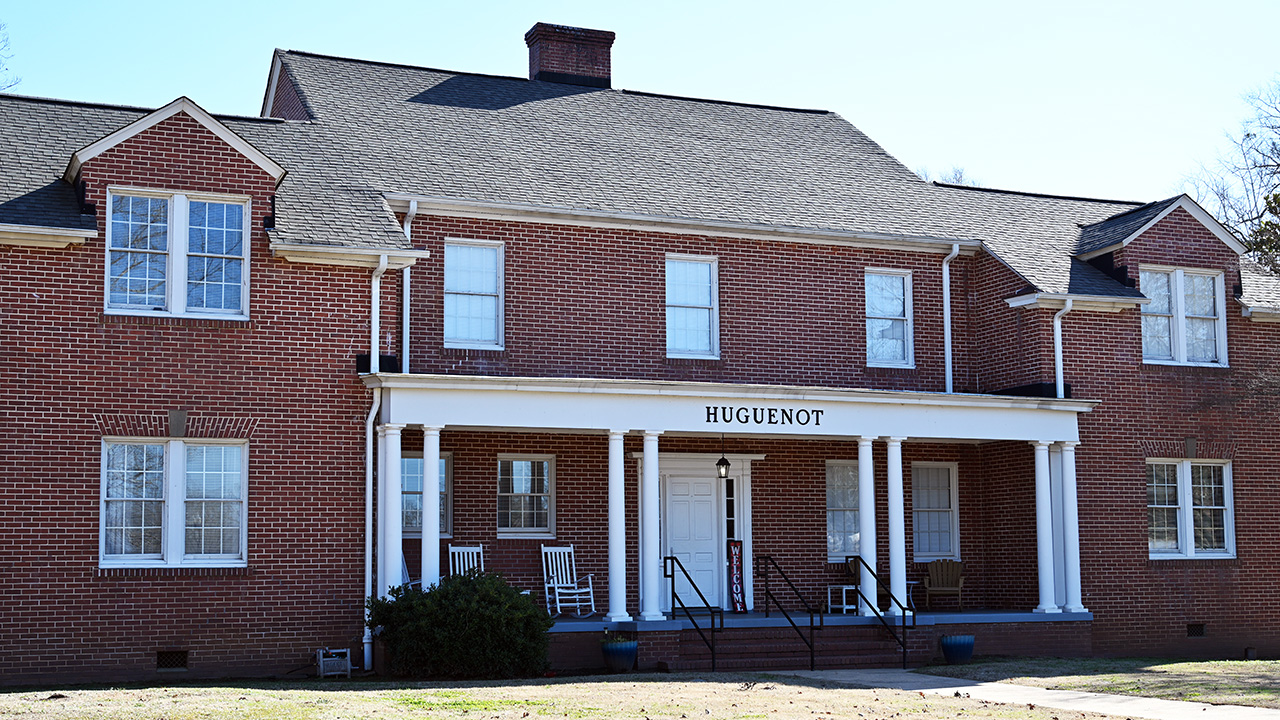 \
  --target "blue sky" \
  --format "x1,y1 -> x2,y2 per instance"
4,0 -> 1279,202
